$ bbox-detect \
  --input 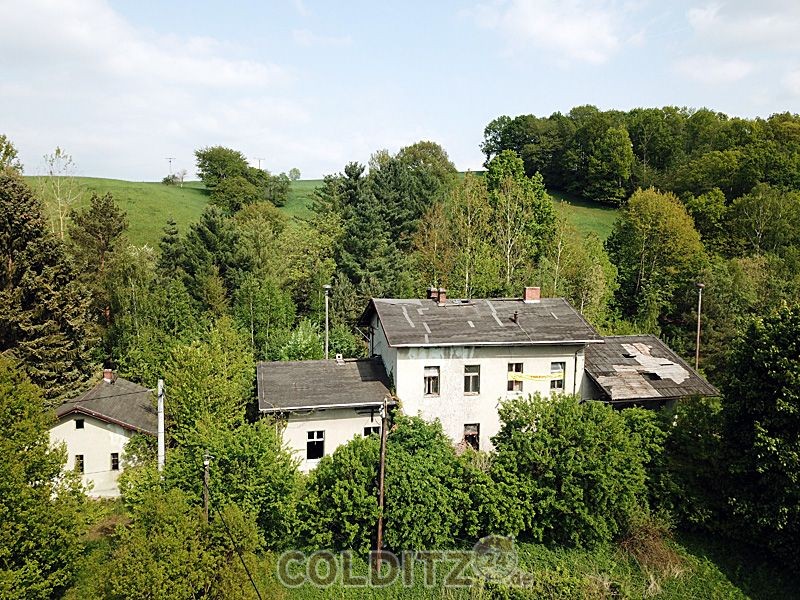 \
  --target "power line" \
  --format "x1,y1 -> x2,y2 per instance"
212,502 -> 264,600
